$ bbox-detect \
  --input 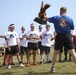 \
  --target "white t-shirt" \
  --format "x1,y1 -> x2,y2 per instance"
26,30 -> 40,43
41,30 -> 54,47
19,32 -> 28,47
6,31 -> 18,46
